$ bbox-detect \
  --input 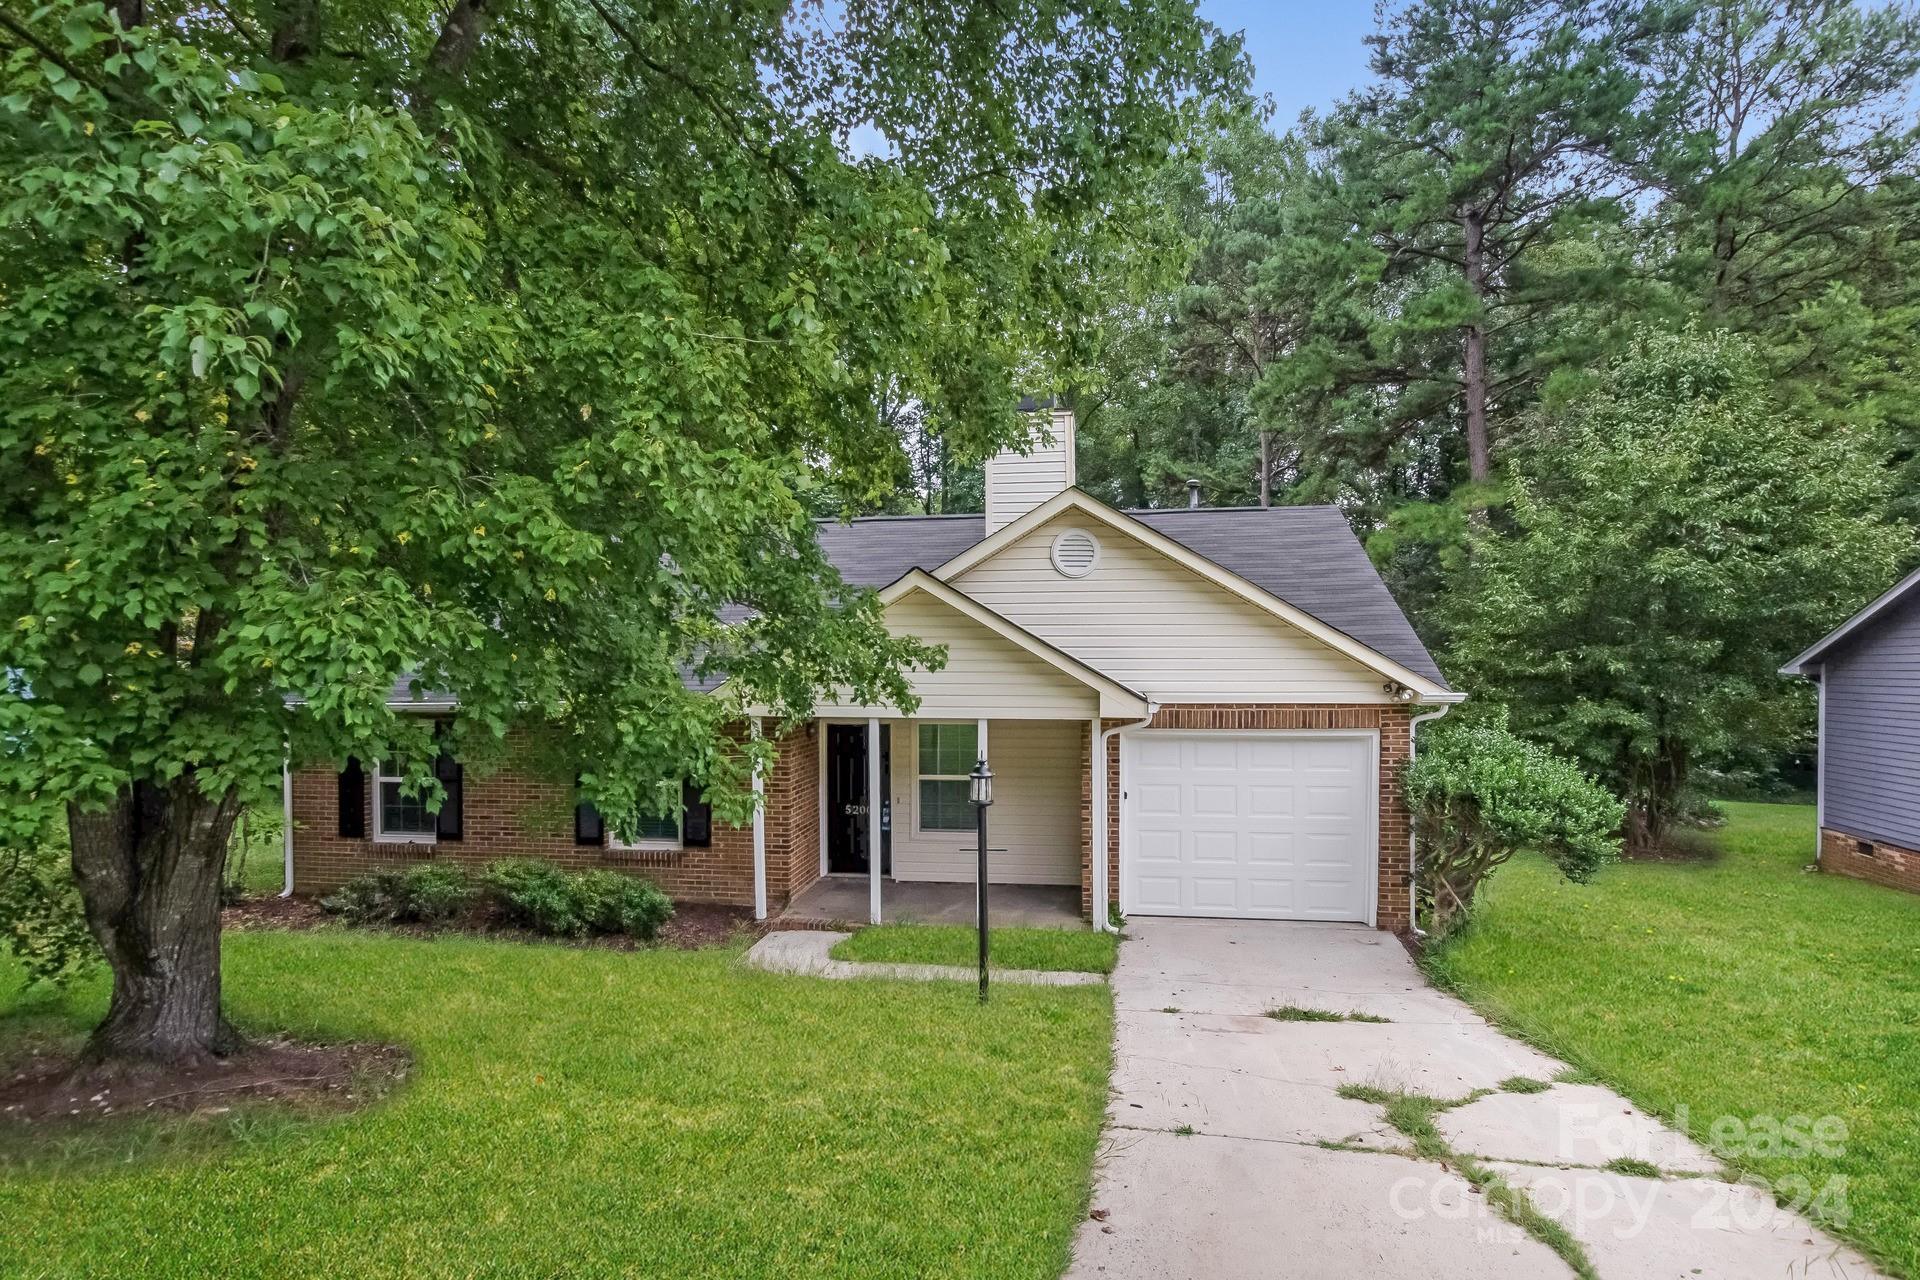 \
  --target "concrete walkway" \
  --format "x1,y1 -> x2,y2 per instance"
779,877 -> 1081,928
744,929 -> 1105,987
1067,918 -> 1884,1280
